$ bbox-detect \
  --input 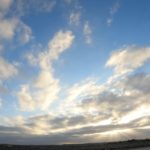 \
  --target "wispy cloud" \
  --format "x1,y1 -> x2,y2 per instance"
0,0 -> 150,145
17,21 -> 33,44
106,46 -> 150,76
69,11 -> 81,26
83,21 -> 92,44
107,1 -> 120,26
0,0 -> 33,110
13,0 -> 56,16
18,30 -> 75,111
0,0 -> 33,46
